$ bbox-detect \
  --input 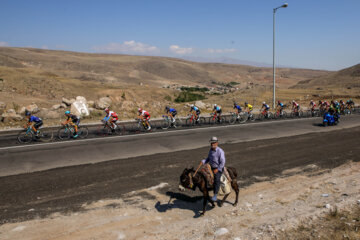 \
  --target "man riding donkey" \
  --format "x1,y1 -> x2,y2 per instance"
179,136 -> 239,216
